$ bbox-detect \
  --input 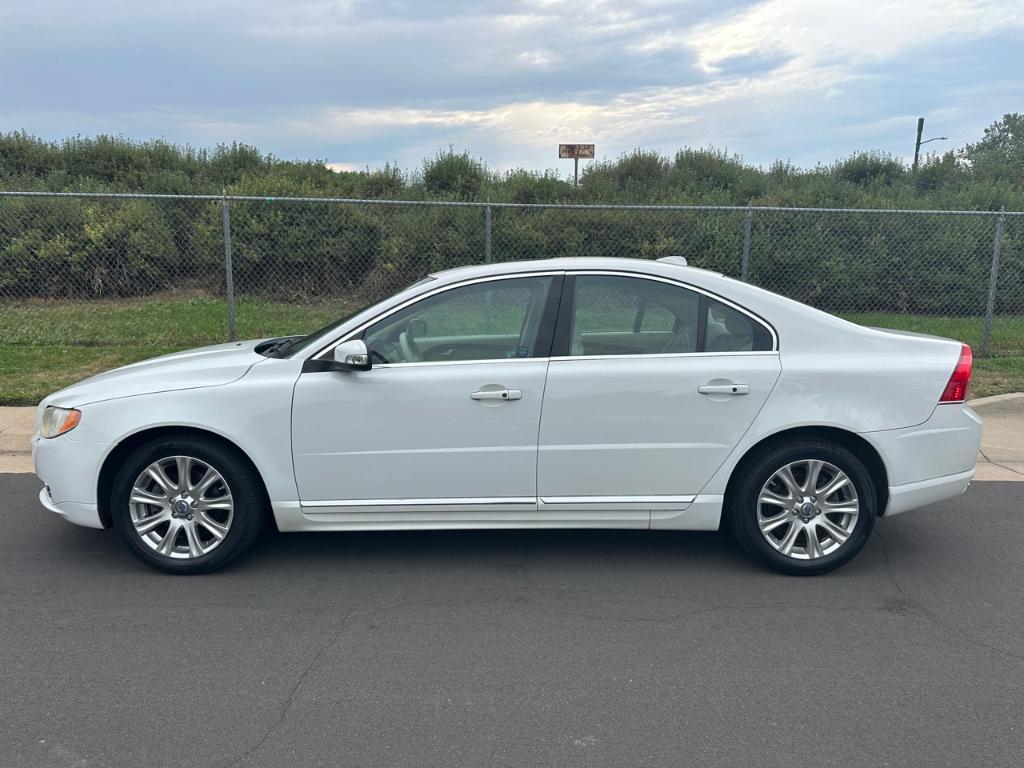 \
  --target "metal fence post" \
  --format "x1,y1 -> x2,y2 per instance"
483,204 -> 493,331
221,190 -> 237,342
981,207 -> 1005,357
740,201 -> 753,282
484,204 -> 492,264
